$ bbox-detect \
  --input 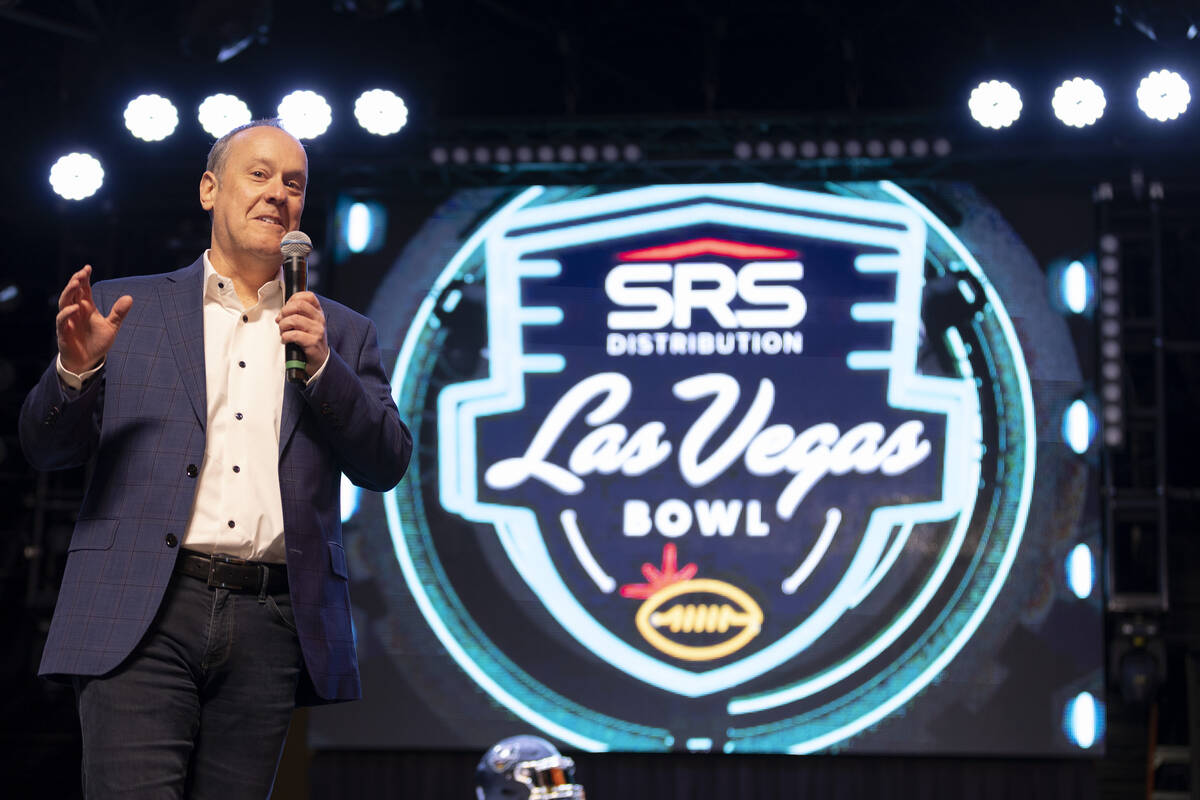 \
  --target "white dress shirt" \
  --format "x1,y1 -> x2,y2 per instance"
58,251 -> 327,563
